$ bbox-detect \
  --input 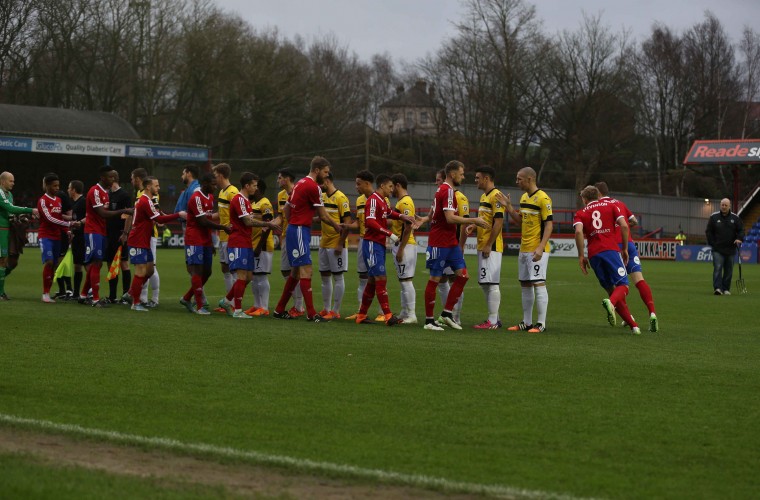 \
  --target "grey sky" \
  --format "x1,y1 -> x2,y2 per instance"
217,0 -> 759,63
